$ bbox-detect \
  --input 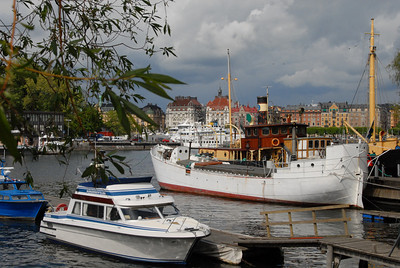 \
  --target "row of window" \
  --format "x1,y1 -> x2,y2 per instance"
246,126 -> 307,137
307,139 -> 331,149
0,194 -> 43,200
71,201 -> 179,221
